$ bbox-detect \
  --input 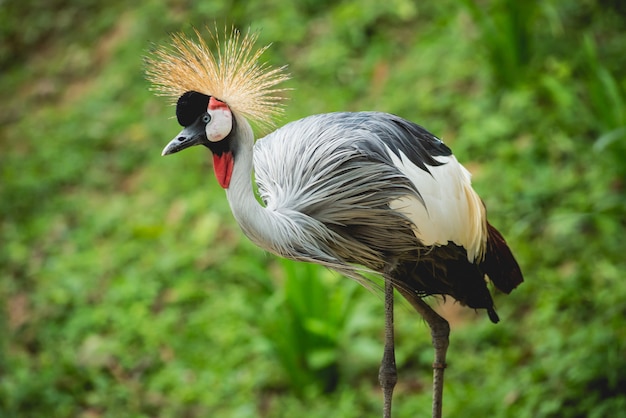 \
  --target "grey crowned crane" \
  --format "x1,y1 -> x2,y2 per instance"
146,28 -> 523,418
